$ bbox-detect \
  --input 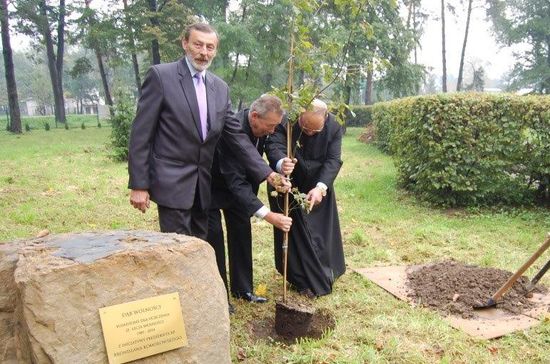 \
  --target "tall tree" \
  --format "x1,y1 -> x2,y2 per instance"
67,56 -> 97,114
456,0 -> 473,91
147,0 -> 161,64
75,0 -> 114,115
440,0 -> 447,92
465,64 -> 485,91
0,0 -> 22,133
122,0 -> 141,95
214,0 -> 291,107
15,0 -> 67,123
486,0 -> 550,94
123,0 -> 192,65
